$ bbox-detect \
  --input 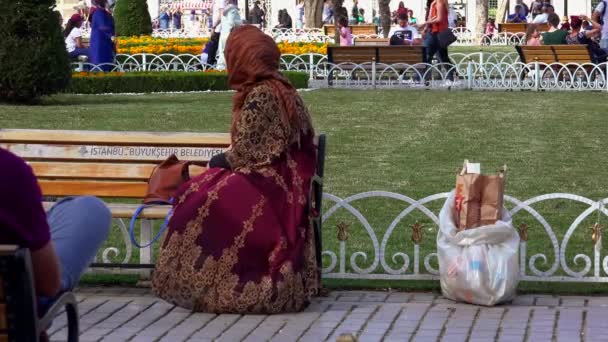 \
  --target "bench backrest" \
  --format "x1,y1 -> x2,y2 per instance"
499,23 -> 550,33
328,46 -> 377,64
328,46 -> 425,65
0,246 -> 39,341
516,45 -> 591,64
323,25 -> 378,36
552,45 -> 593,64
516,45 -> 557,64
0,129 -> 231,199
377,46 -> 425,65
354,38 -> 389,46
